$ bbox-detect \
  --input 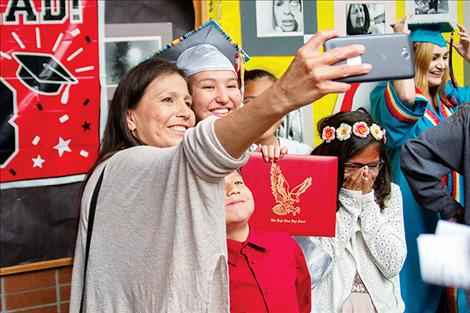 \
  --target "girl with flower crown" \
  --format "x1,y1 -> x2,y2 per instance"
295,110 -> 406,313
369,16 -> 470,313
